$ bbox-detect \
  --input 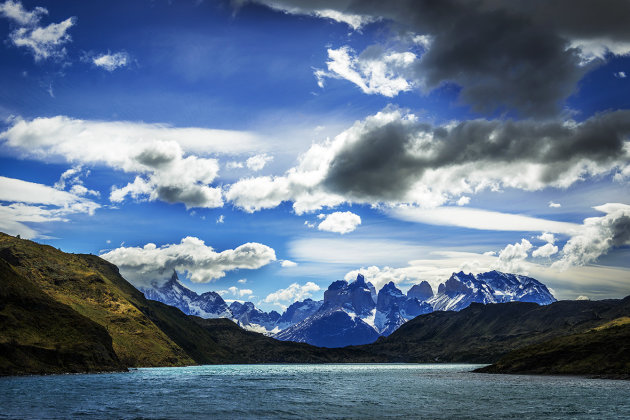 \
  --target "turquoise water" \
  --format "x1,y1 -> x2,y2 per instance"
1,364 -> 629,419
